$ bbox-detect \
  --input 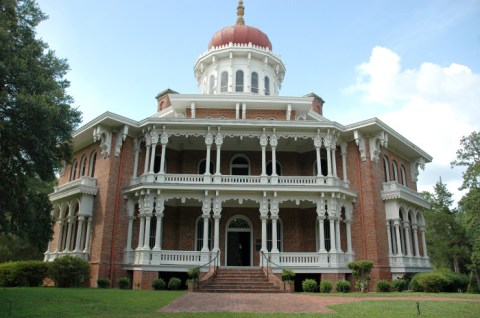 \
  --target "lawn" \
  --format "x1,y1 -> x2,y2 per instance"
0,288 -> 479,318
